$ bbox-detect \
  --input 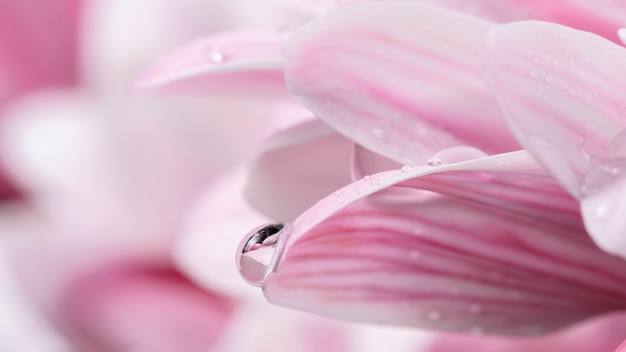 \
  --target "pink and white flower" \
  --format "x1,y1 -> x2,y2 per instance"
145,1 -> 626,348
